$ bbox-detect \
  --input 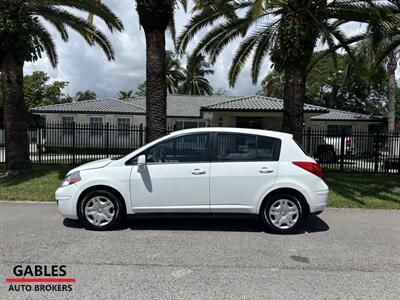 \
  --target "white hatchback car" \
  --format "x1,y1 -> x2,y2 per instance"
56,128 -> 329,233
